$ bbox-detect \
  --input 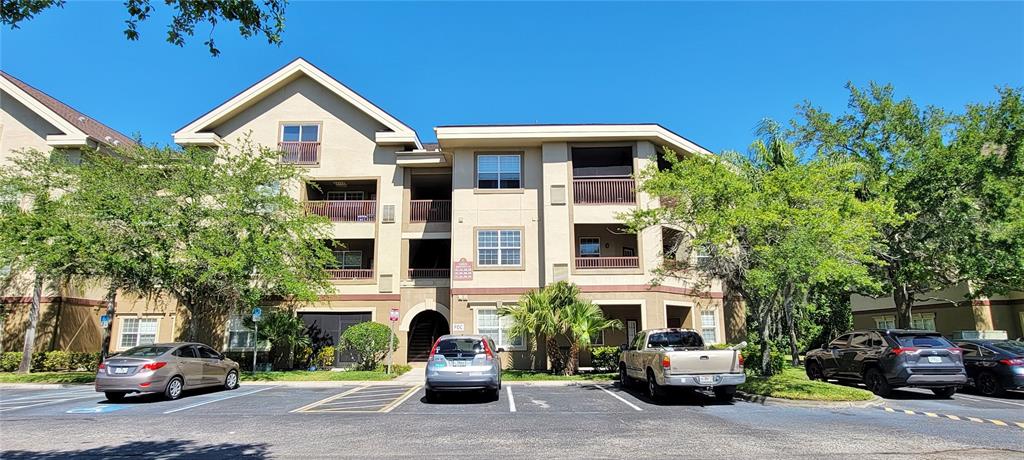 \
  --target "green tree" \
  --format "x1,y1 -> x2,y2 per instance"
1,0 -> 287,56
558,299 -> 622,375
794,84 -> 1024,327
252,309 -> 310,369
